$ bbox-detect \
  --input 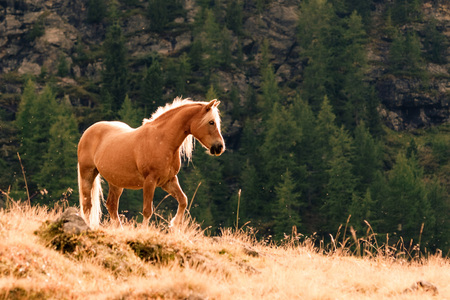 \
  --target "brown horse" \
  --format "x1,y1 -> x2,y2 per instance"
77,98 -> 225,228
